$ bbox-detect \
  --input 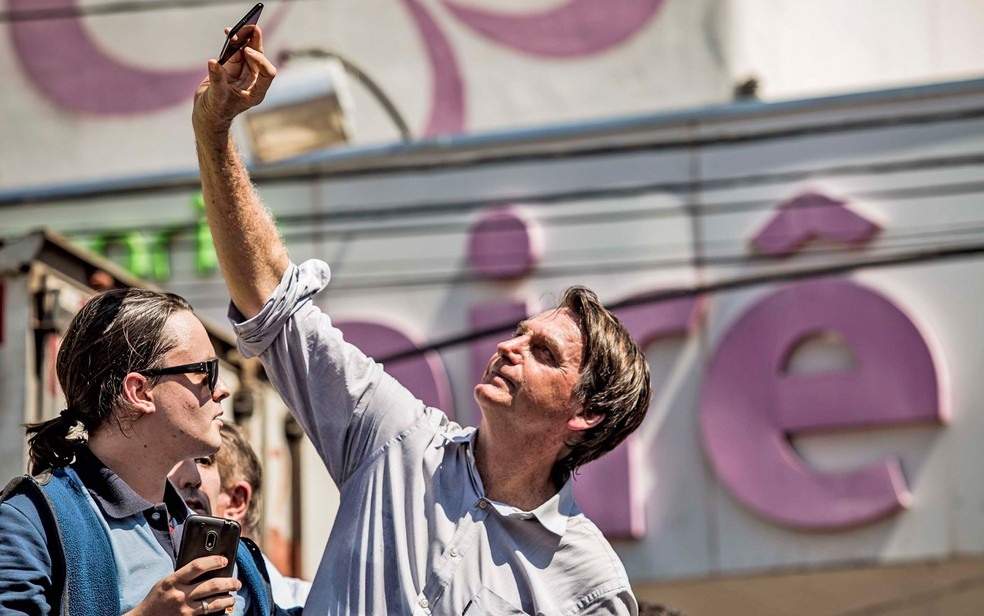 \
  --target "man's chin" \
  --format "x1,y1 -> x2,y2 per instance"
474,386 -> 510,410
473,383 -> 494,402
